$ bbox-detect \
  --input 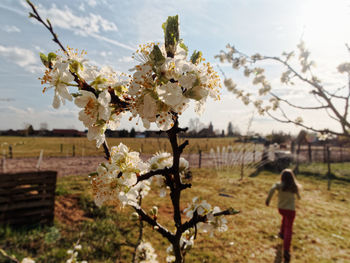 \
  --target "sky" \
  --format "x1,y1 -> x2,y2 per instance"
0,0 -> 349,135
